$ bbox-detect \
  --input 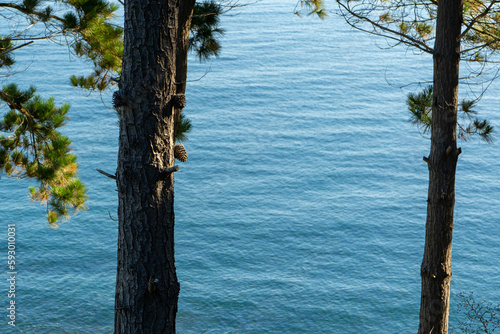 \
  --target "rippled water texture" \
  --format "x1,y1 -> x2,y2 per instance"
1,1 -> 499,333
